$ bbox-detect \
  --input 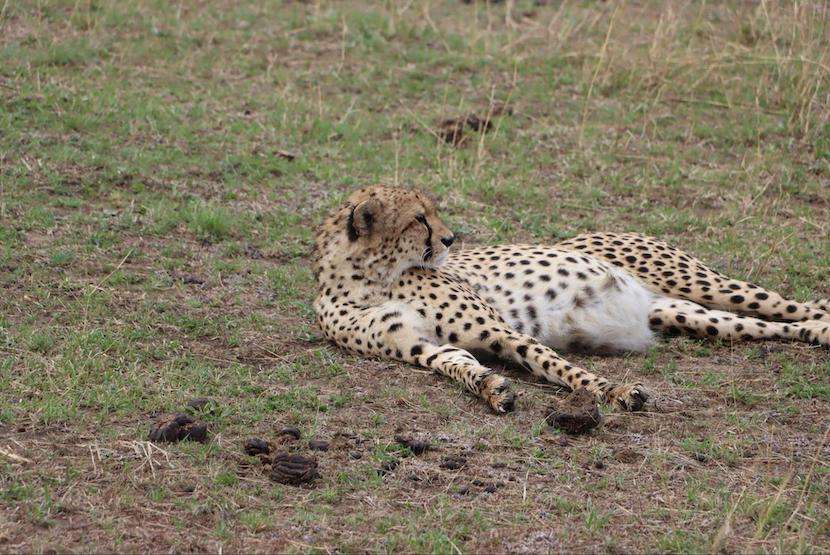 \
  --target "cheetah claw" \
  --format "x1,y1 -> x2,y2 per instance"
482,375 -> 516,414
606,383 -> 649,412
